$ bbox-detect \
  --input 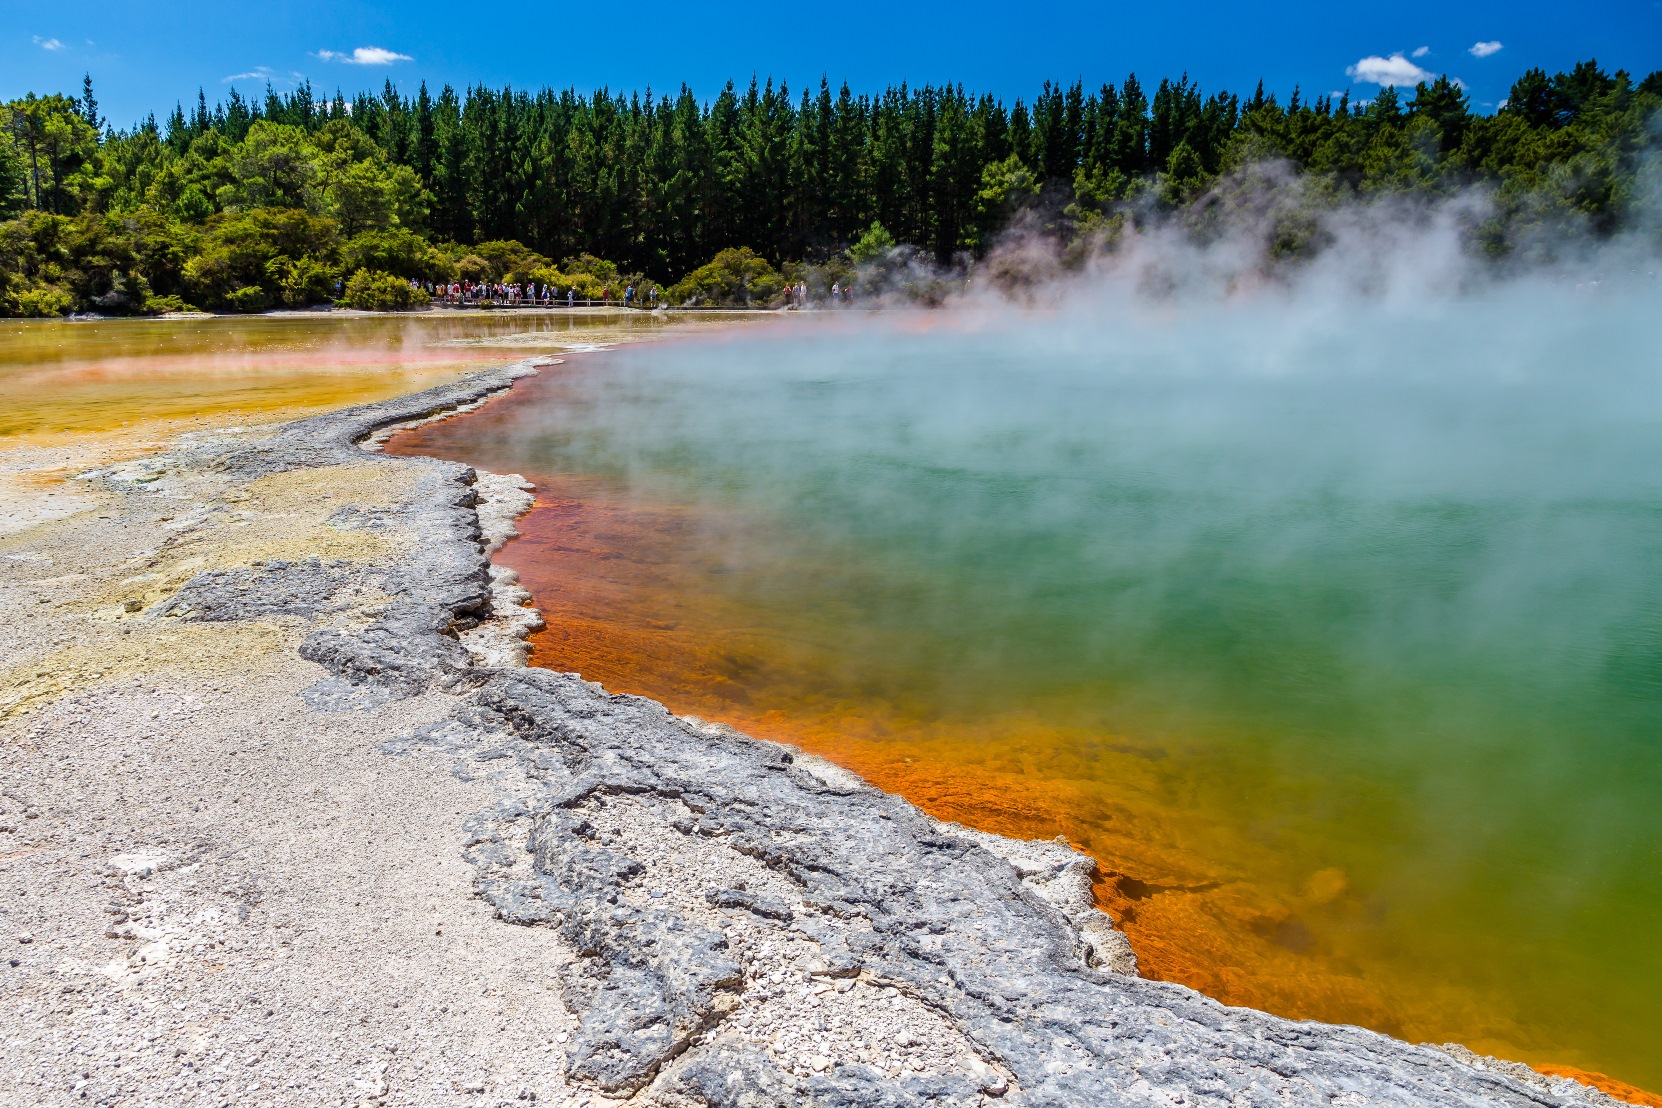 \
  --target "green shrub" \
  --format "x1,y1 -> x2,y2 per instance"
667,247 -> 783,307
469,240 -> 551,283
847,220 -> 898,265
555,255 -> 651,299
455,254 -> 492,283
560,253 -> 621,283
142,293 -> 203,314
340,268 -> 430,311
3,284 -> 73,316
224,285 -> 269,312
523,266 -> 606,299
267,256 -> 337,307
184,207 -> 340,310
343,228 -> 451,281
569,272 -> 608,299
